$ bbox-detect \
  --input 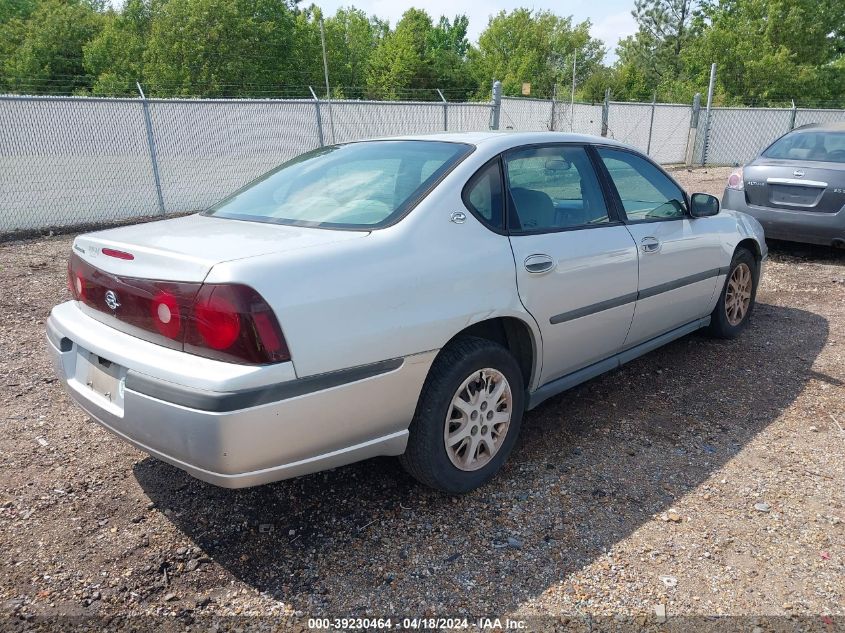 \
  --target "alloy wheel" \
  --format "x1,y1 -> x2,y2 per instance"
725,262 -> 753,326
